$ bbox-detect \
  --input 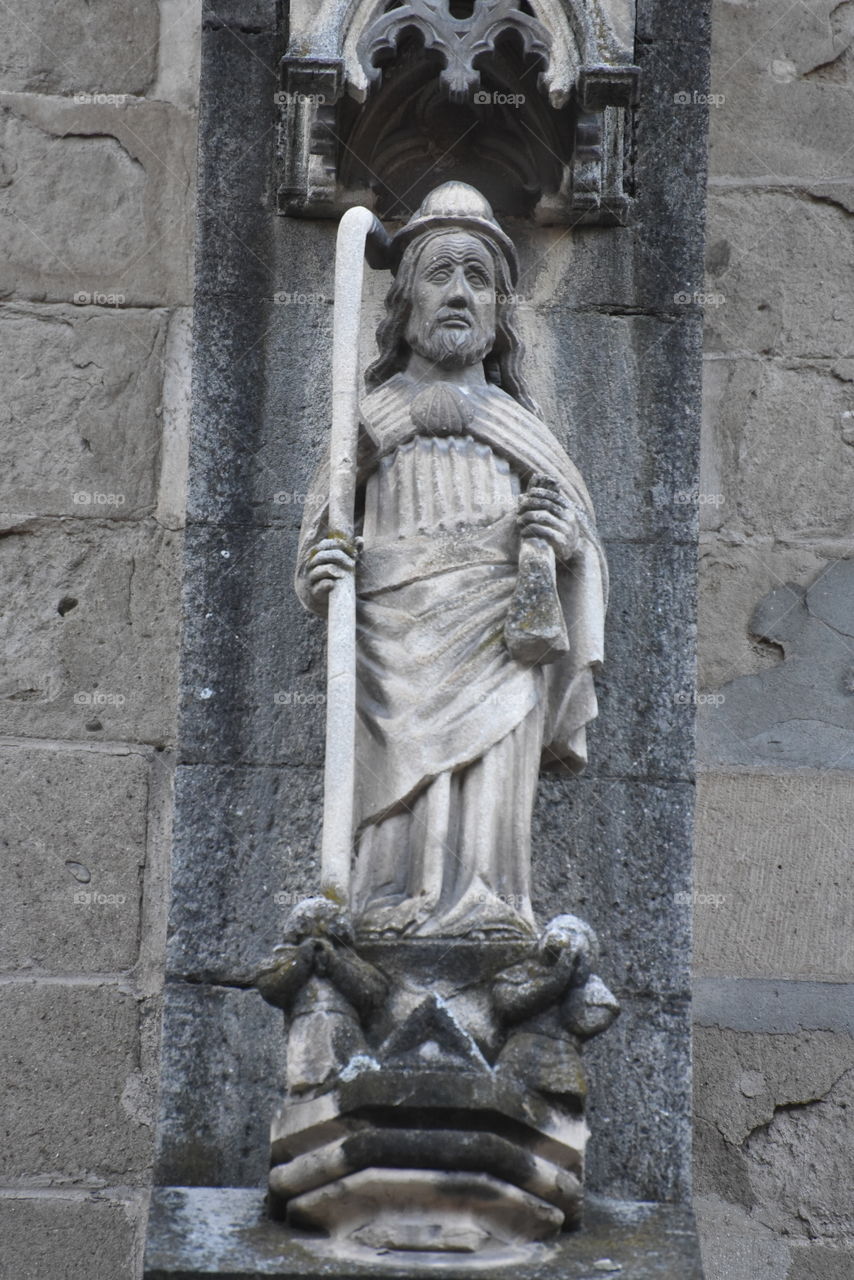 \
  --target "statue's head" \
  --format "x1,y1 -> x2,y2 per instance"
366,183 -> 539,416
